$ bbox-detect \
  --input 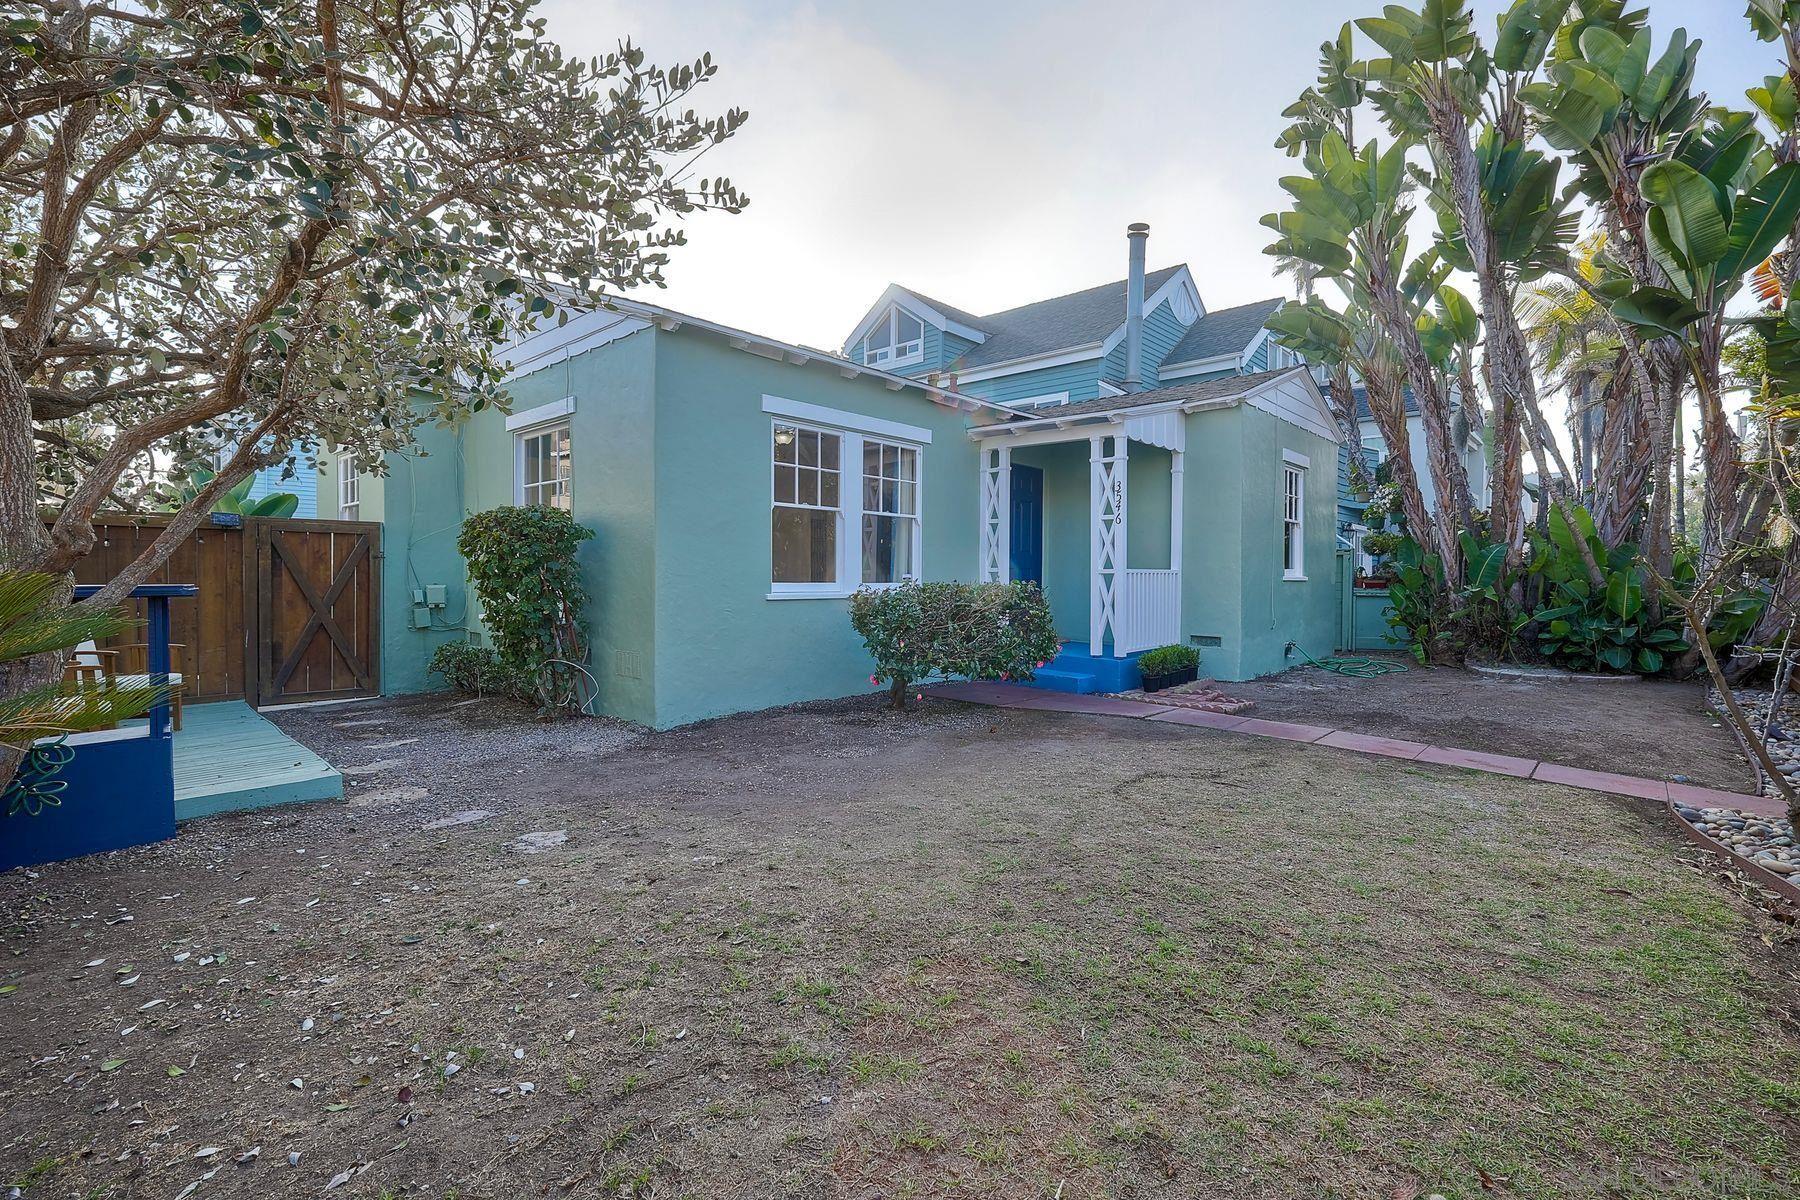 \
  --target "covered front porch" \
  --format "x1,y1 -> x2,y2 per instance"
972,407 -> 1186,686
